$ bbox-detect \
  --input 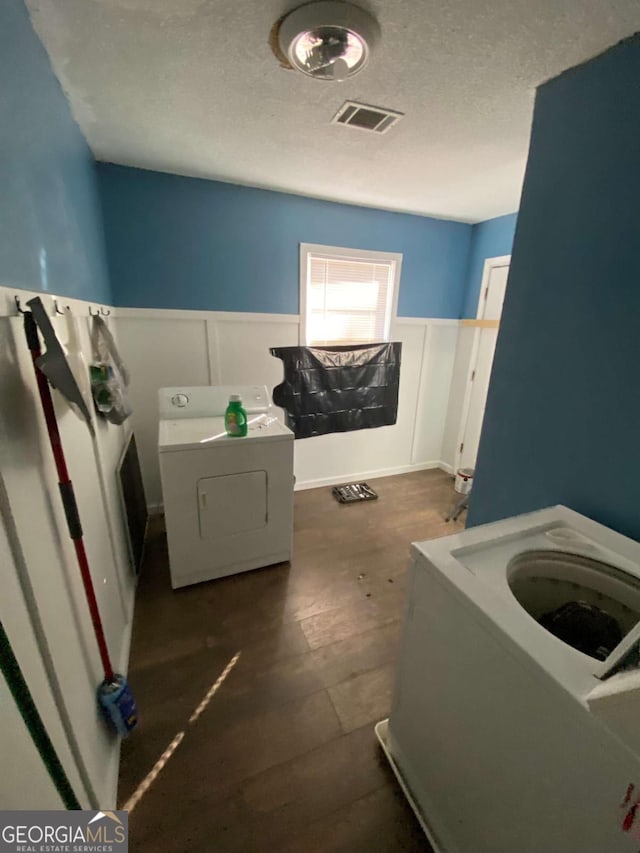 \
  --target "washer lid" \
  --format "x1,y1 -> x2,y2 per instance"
159,414 -> 292,451
158,385 -> 271,419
